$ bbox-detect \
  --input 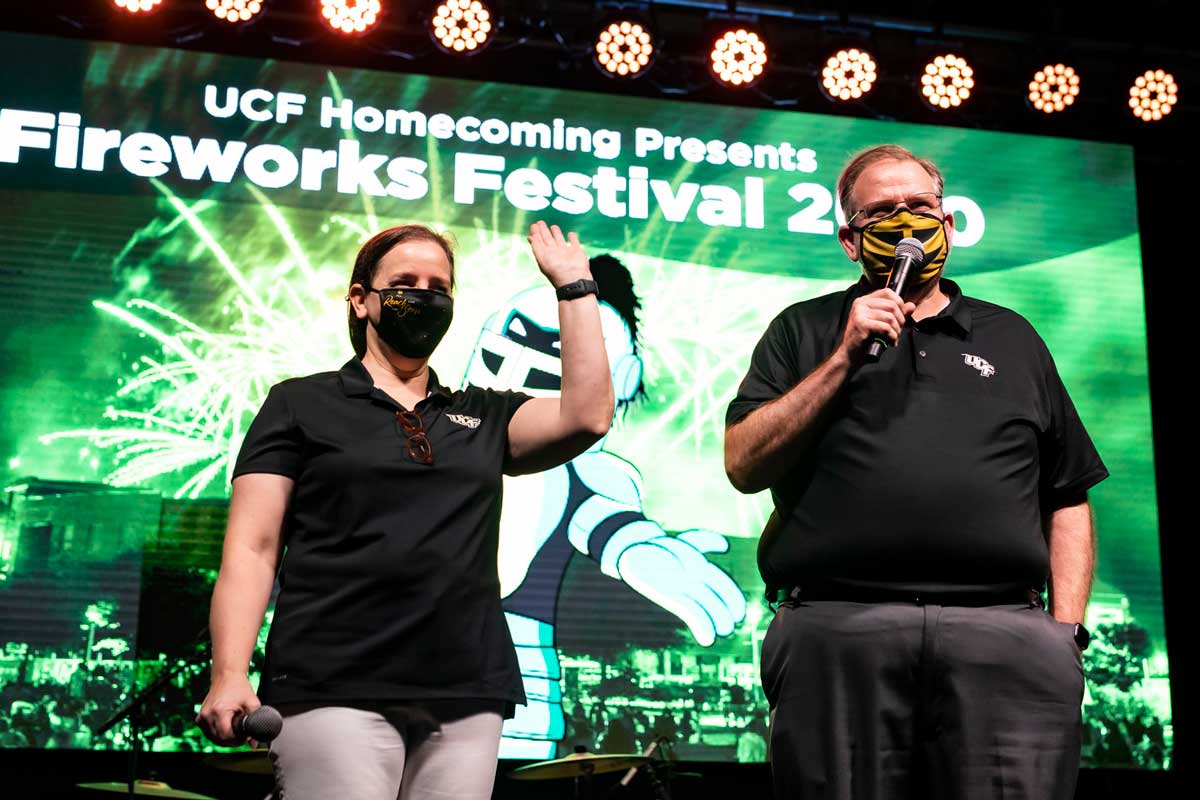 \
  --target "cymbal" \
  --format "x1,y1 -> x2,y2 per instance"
77,780 -> 217,799
509,752 -> 650,780
203,748 -> 273,775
